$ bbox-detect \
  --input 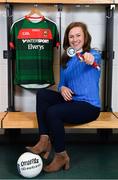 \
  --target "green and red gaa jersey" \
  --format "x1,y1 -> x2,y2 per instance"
10,16 -> 59,86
